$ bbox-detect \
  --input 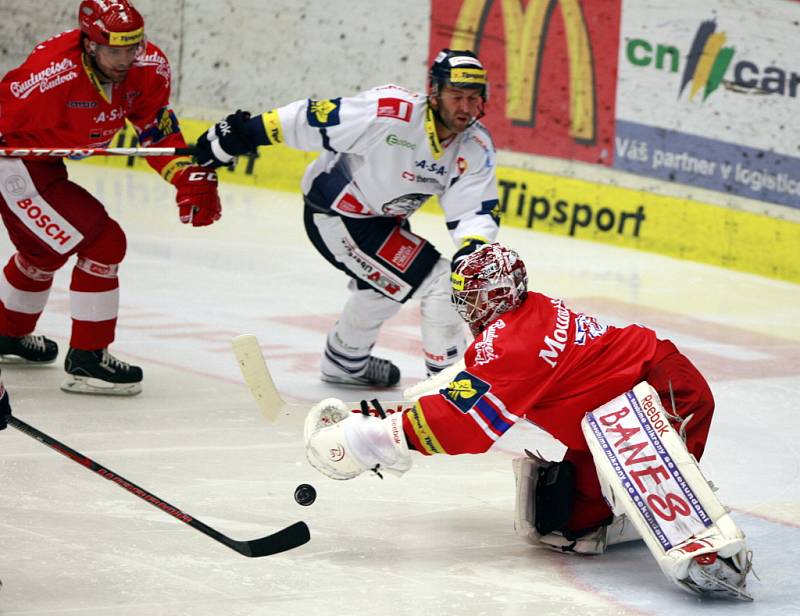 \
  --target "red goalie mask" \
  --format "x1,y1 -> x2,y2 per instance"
451,243 -> 528,335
